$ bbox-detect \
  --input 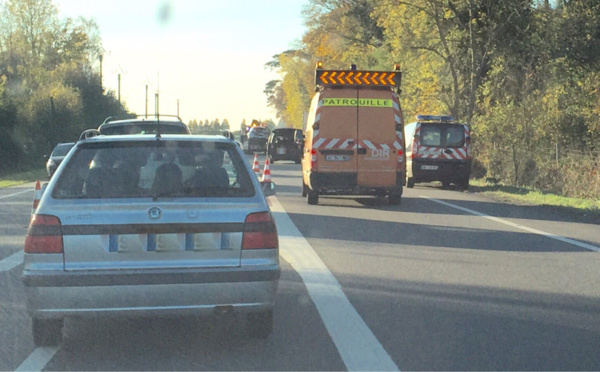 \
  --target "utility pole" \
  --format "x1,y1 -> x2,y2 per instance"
99,55 -> 103,88
145,85 -> 148,118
